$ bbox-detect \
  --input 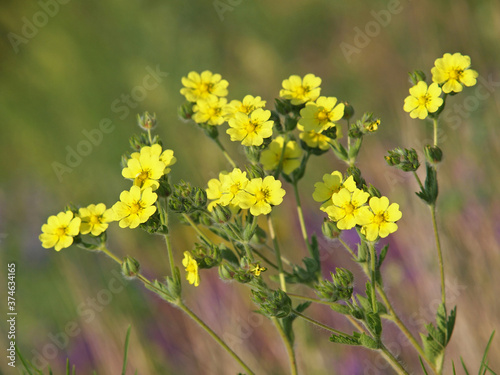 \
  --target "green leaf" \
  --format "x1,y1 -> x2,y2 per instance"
377,245 -> 389,270
357,241 -> 368,263
329,303 -> 351,315
329,333 -> 361,346
281,302 -> 312,345
310,234 -> 320,264
416,163 -> 439,205
479,331 -> 496,375
365,312 -> 382,337
122,325 -> 132,375
420,357 -> 431,375
329,142 -> 349,162
359,333 -> 379,349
